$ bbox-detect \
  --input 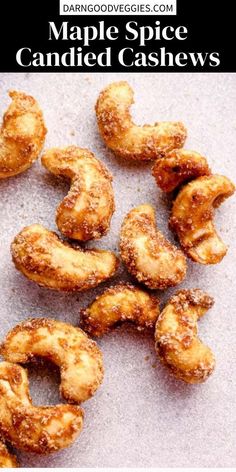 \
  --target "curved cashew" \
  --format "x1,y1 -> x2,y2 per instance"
120,204 -> 187,290
155,289 -> 215,384
41,146 -> 115,241
0,362 -> 83,454
1,318 -> 104,404
0,440 -> 18,468
11,224 -> 119,291
0,90 -> 47,178
95,81 -> 187,161
169,174 -> 235,264
80,283 -> 160,337
152,149 -> 211,192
